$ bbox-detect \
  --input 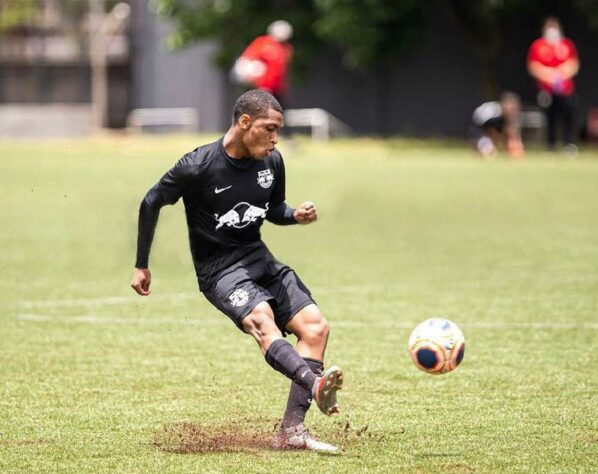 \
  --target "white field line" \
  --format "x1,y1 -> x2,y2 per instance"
17,285 -> 386,309
15,314 -> 598,330
19,293 -> 198,309
16,313 -> 203,326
